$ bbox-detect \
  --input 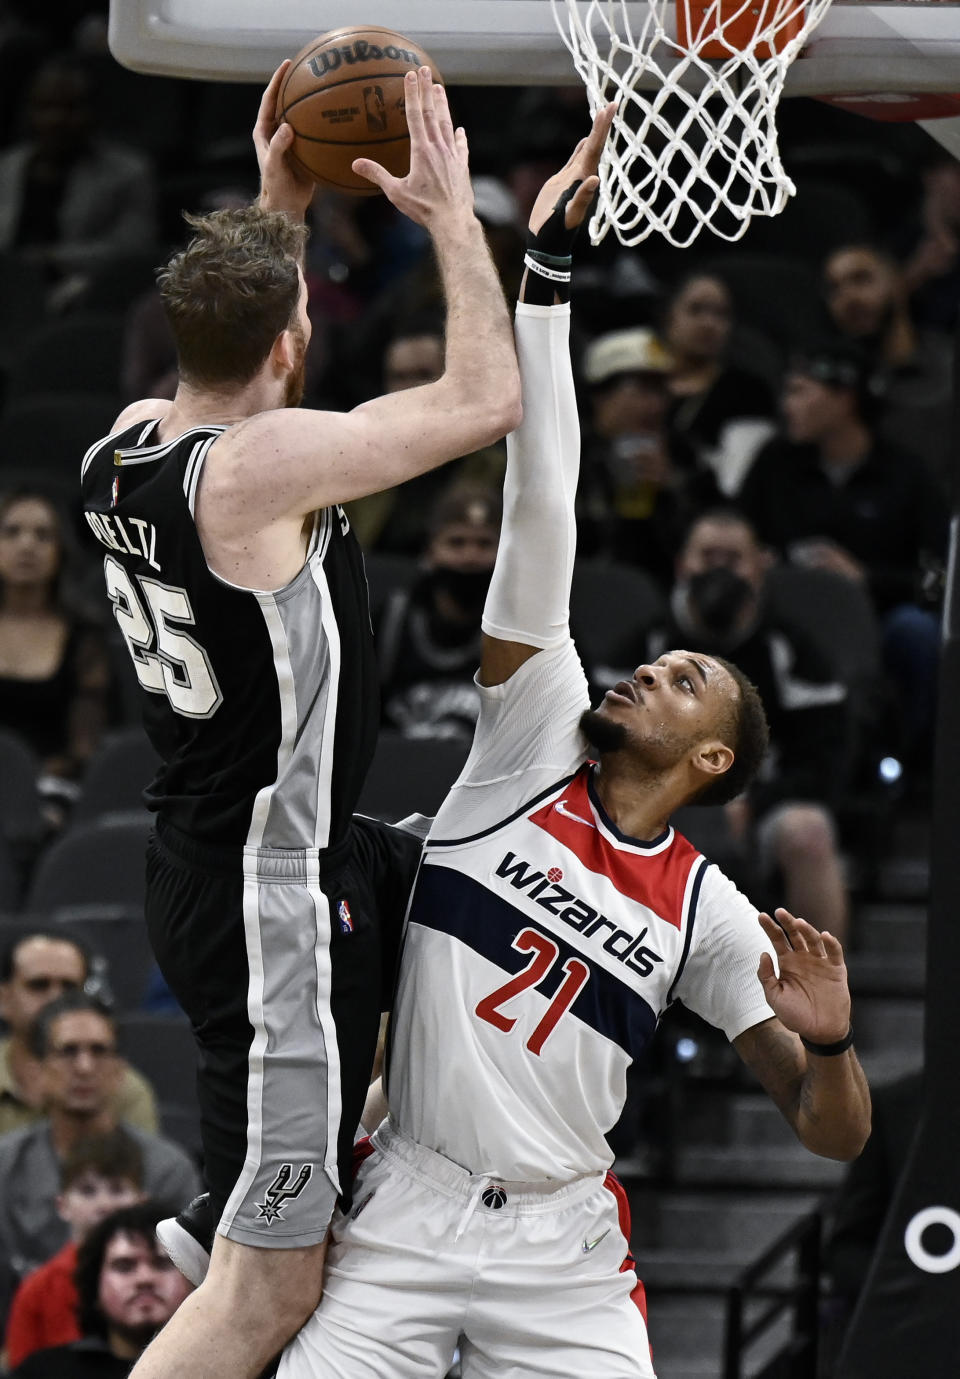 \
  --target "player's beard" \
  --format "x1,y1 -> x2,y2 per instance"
284,325 -> 308,408
579,708 -> 628,755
